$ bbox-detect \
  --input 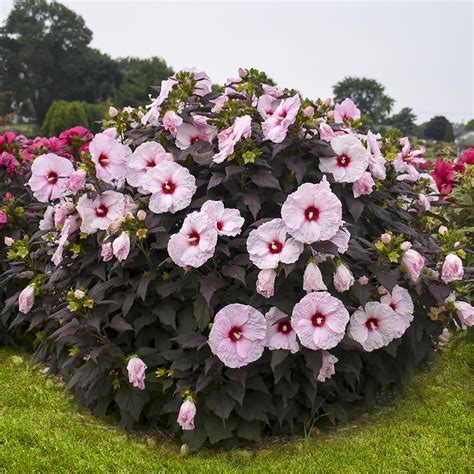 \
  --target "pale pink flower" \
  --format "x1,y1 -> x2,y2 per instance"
246,218 -> 304,270
353,172 -> 375,198
291,291 -> 349,350
441,254 -> 464,283
74,289 -> 85,299
303,263 -> 327,292
439,225 -> 448,235
358,276 -> 369,285
262,95 -> 300,143
51,215 -> 79,266
333,263 -> 355,292
76,191 -> 126,234
453,301 -> 474,327
89,133 -> 132,186
320,135 -> 369,183
438,328 -> 450,344
101,242 -> 113,262
208,303 -> 266,368
393,137 -> 426,181
113,232 -> 131,262
141,78 -> 178,126
262,84 -> 283,97
177,400 -> 196,431
334,98 -> 360,123
381,233 -> 392,244
39,206 -> 55,231
317,351 -> 338,382
348,302 -> 400,351
201,200 -> 244,237
127,357 -> 147,390
108,106 -> 118,117
402,248 -> 425,283
188,69 -> 212,96
257,95 -> 281,119
365,131 -> 386,180
19,285 -> 35,314
211,94 -> 229,113
65,169 -> 87,194
400,241 -> 412,251
137,210 -> 146,221
303,106 -> 315,118
175,118 -> 217,150
319,123 -> 345,142
378,285 -> 389,296
380,285 -> 414,337
4,236 -> 14,247
265,307 -> 299,353
141,161 -> 196,214
127,142 -> 173,190
28,154 -> 74,202
281,177 -> 343,244
213,115 -> 252,164
256,269 -> 276,298
162,111 -> 183,137
167,211 -> 217,268
54,202 -> 74,228
330,227 -> 350,254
